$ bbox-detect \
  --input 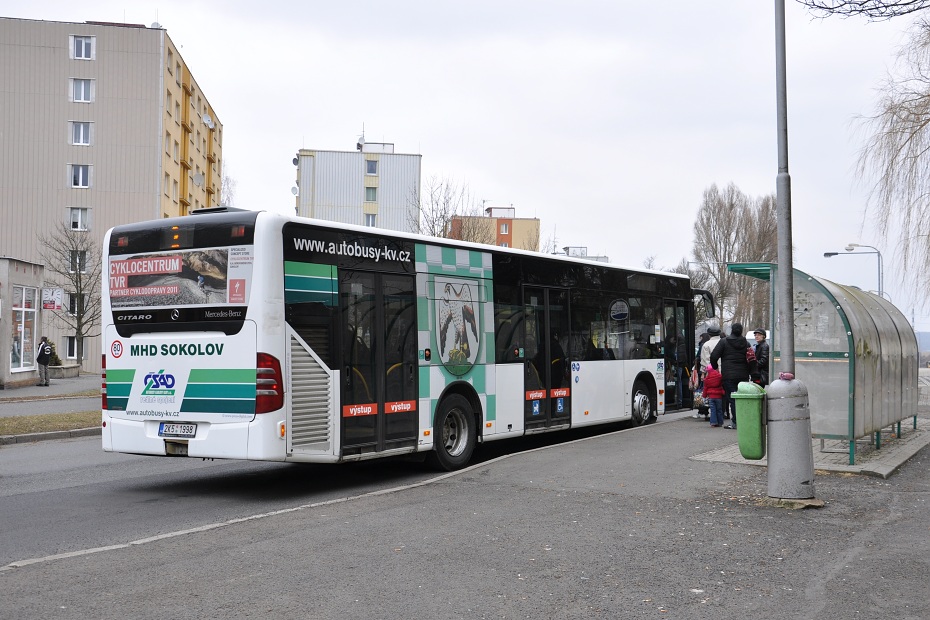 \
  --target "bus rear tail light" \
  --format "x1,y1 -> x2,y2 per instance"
256,353 -> 284,413
101,354 -> 107,410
